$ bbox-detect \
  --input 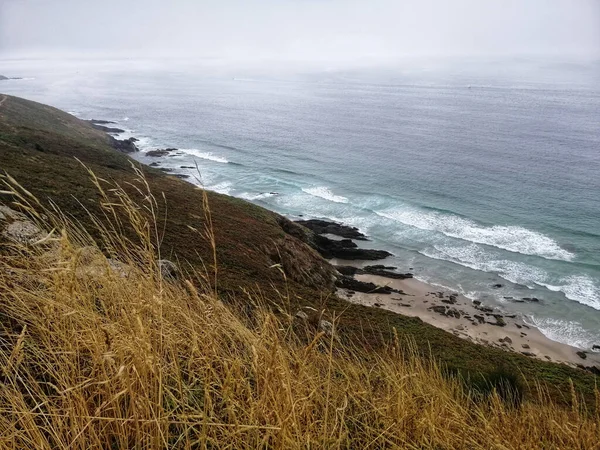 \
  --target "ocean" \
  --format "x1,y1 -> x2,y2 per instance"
1,57 -> 599,350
